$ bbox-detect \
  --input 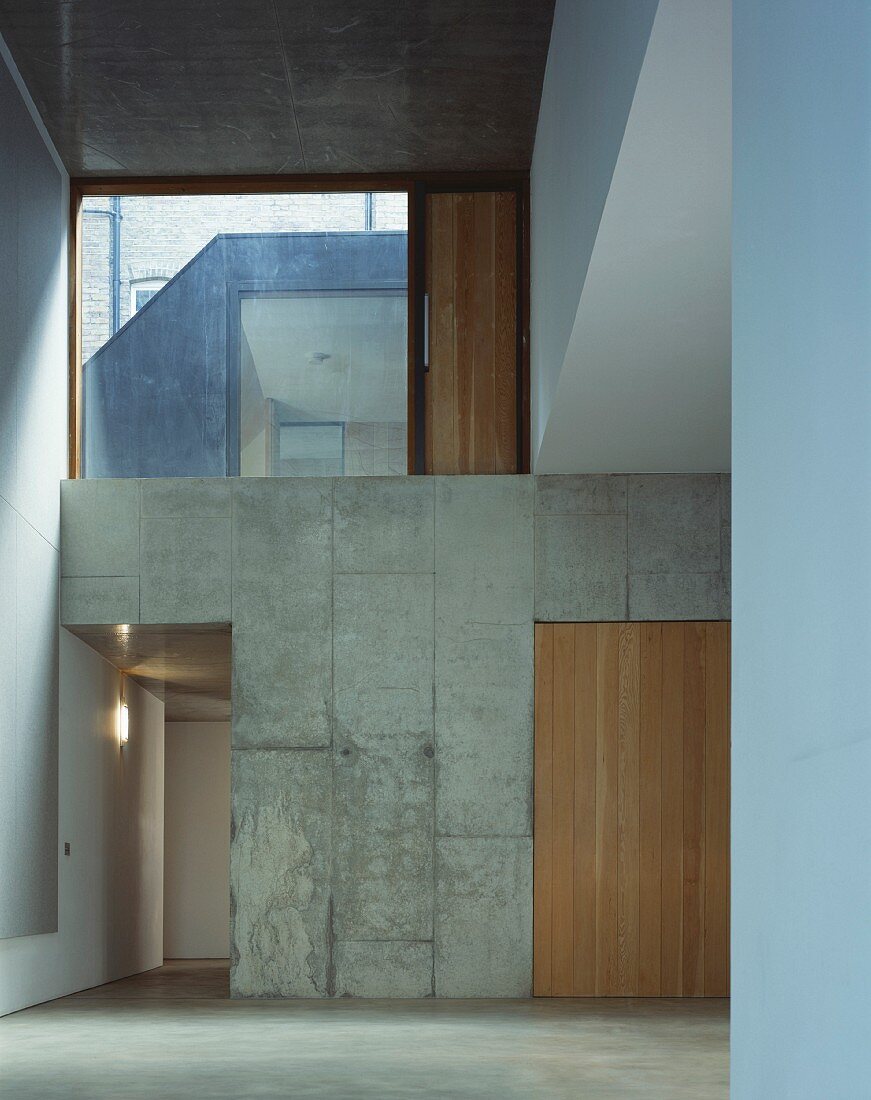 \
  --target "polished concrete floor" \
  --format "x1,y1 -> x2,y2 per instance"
0,960 -> 729,1098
